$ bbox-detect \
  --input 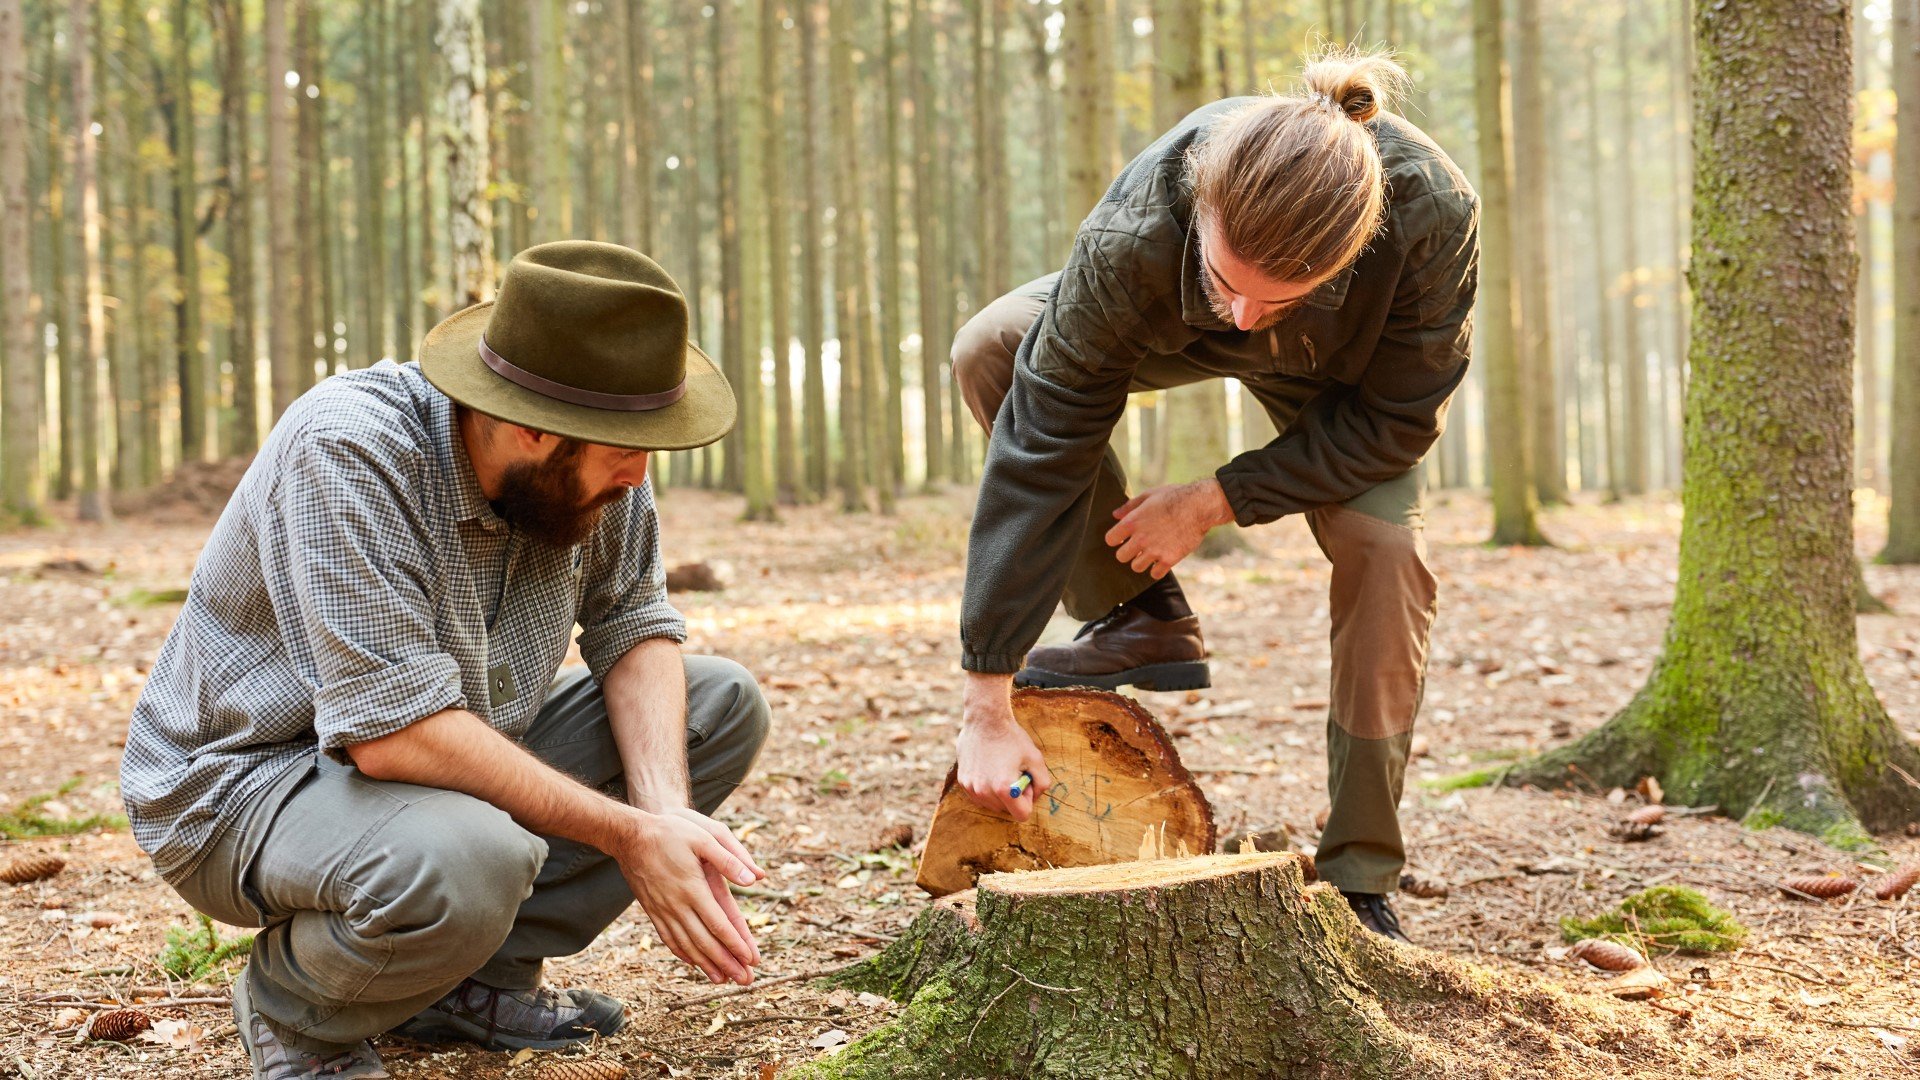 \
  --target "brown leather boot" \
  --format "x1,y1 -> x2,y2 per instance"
1014,605 -> 1210,691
